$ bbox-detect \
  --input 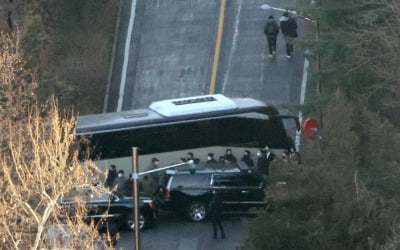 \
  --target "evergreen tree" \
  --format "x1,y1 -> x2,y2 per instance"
242,0 -> 400,249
